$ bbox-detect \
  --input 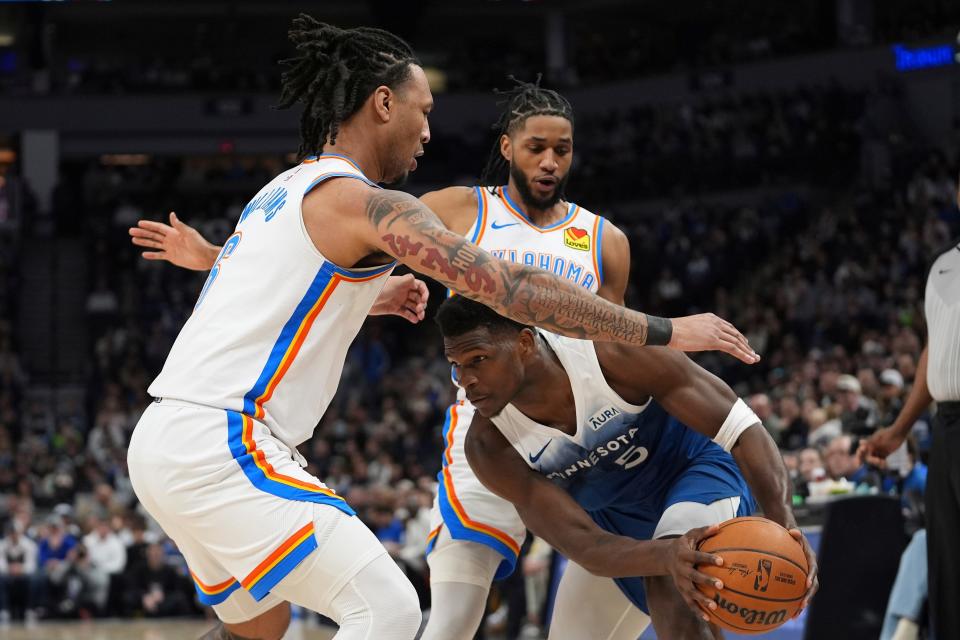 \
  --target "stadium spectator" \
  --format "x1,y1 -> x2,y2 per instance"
30,517 -> 77,619
836,374 -> 880,436
796,447 -> 826,497
824,434 -> 870,484
123,543 -> 192,618
0,522 -> 37,622
748,393 -> 783,443
78,516 -> 125,613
